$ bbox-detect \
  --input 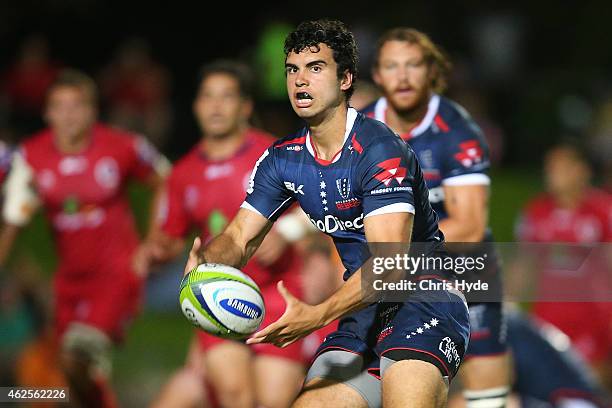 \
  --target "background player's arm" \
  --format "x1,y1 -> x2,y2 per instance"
439,184 -> 489,242
0,151 -> 39,266
185,207 -> 273,273
247,211 -> 413,348
439,129 -> 491,242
